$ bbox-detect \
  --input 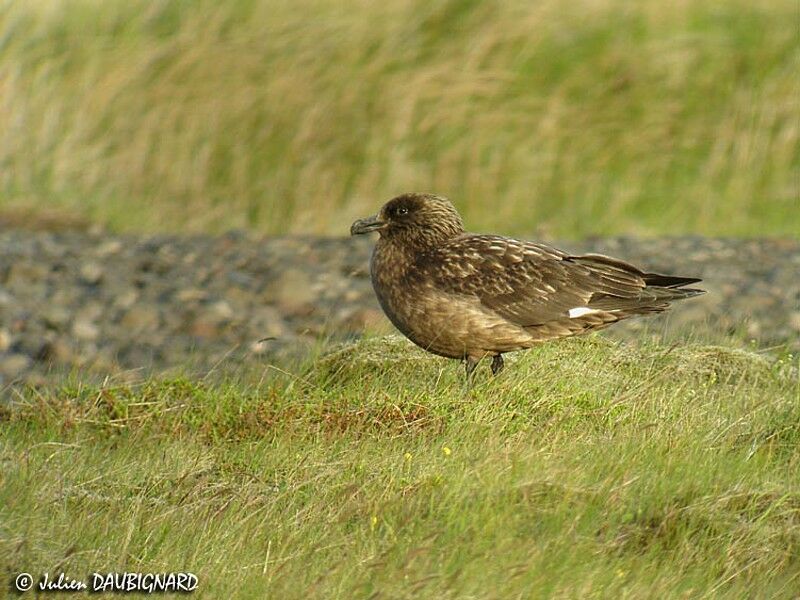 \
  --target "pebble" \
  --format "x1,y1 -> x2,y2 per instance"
72,319 -> 100,341
121,306 -> 161,332
6,262 -> 48,285
95,240 -> 123,257
0,328 -> 11,352
0,228 -> 796,388
43,306 -> 71,330
210,300 -> 235,321
114,290 -> 139,310
263,269 -> 318,309
79,262 -> 104,285
250,305 -> 289,339
176,288 -> 208,303
0,353 -> 32,378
